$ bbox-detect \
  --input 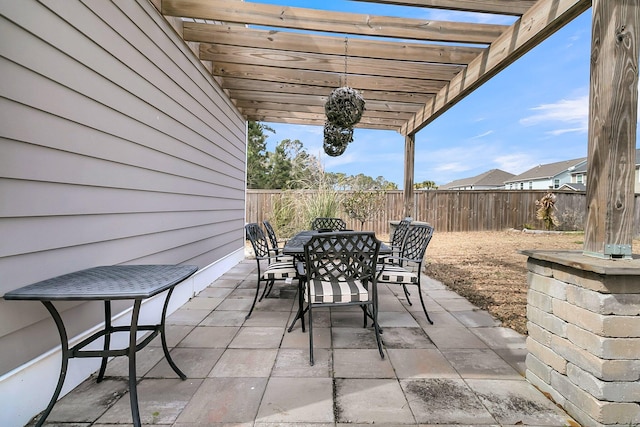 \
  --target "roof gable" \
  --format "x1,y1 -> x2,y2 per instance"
505,157 -> 587,183
441,168 -> 515,189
